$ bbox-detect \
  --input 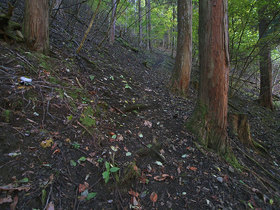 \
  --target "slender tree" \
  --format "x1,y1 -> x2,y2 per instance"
170,0 -> 192,95
258,3 -> 274,110
188,0 -> 230,155
171,2 -> 176,58
109,0 -> 117,45
145,0 -> 152,50
24,0 -> 49,54
138,0 -> 143,47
